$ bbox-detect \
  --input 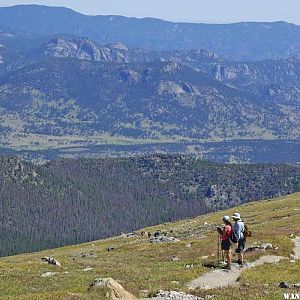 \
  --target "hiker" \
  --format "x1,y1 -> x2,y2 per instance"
217,215 -> 232,269
232,212 -> 245,265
